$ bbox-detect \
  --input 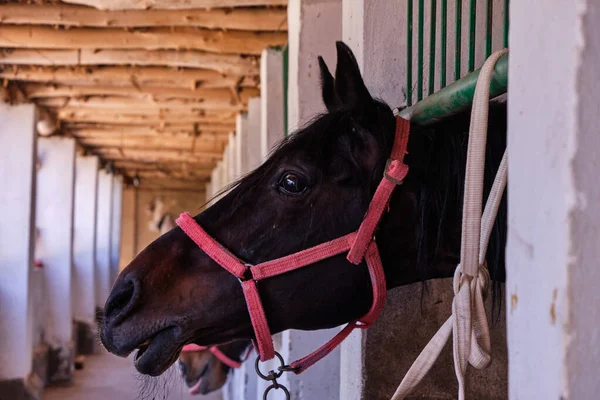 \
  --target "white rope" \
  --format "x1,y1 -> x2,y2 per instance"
391,48 -> 508,400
